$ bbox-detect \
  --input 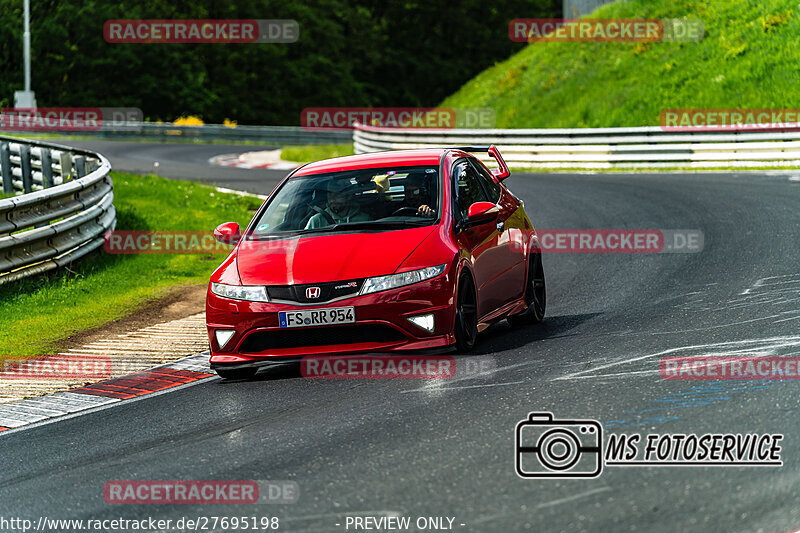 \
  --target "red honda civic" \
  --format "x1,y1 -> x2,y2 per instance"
206,146 -> 546,379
